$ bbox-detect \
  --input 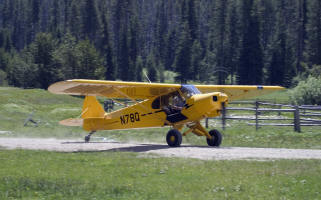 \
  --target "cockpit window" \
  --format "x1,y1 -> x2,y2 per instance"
180,85 -> 201,98
151,91 -> 185,111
